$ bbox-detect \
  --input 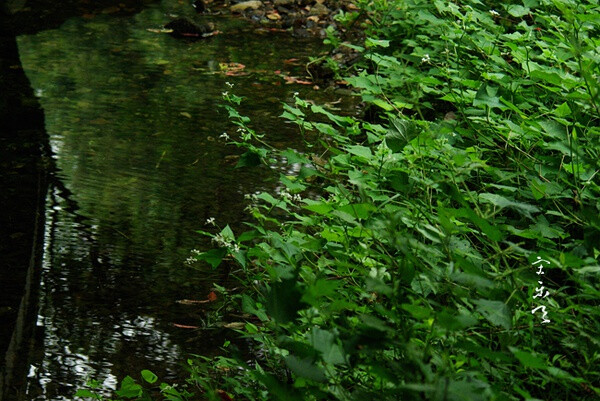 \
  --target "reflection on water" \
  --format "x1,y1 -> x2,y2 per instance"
14,0 -> 354,398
